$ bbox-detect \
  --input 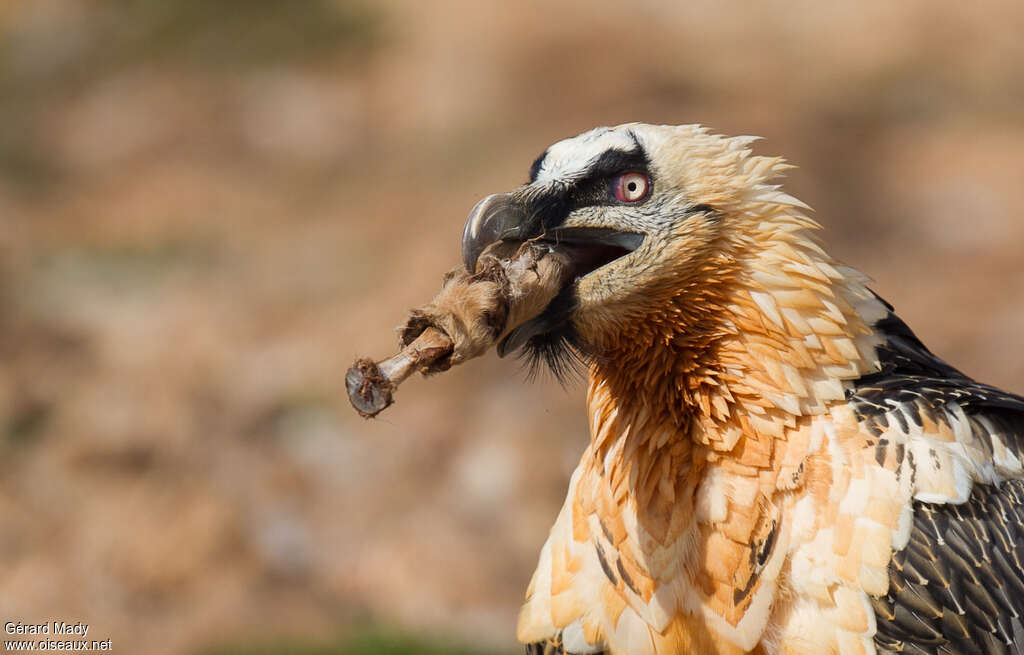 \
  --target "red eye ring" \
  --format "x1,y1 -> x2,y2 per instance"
612,172 -> 650,203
